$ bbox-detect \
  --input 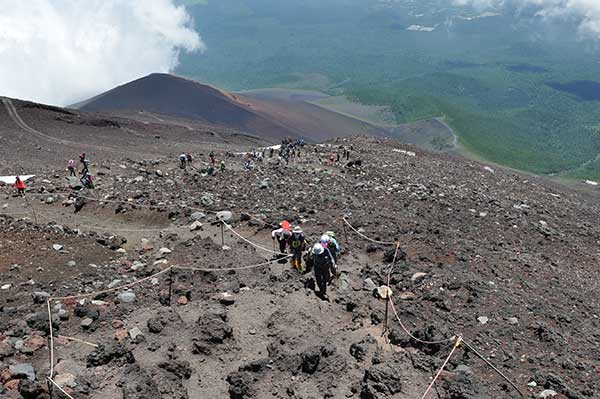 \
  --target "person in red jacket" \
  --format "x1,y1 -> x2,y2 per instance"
14,176 -> 26,196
